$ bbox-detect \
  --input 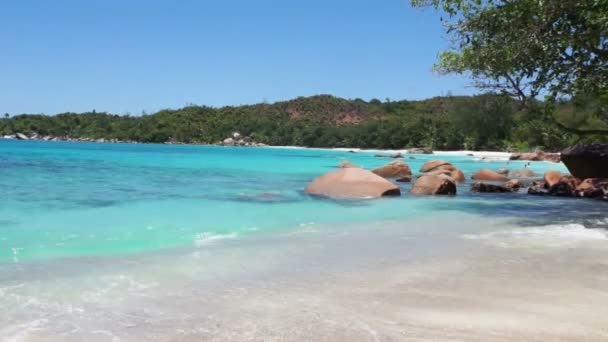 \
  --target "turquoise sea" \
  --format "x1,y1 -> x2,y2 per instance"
2,140 -> 608,340
0,140 -> 602,263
